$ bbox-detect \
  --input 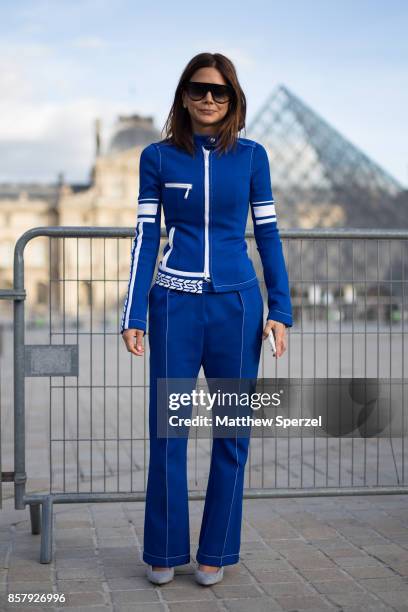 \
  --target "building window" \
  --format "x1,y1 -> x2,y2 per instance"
37,282 -> 48,304
82,281 -> 92,306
